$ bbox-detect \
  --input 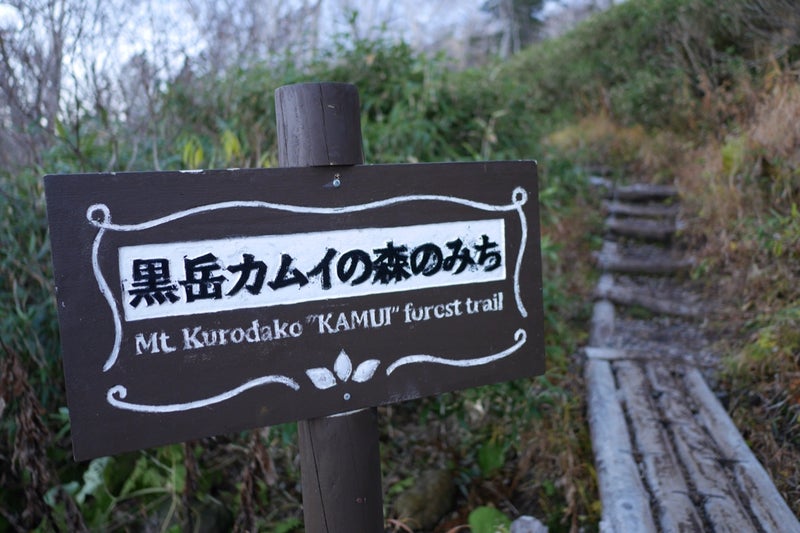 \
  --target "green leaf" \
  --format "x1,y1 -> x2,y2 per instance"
221,129 -> 242,164
477,439 -> 506,477
468,506 -> 511,533
182,137 -> 204,169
